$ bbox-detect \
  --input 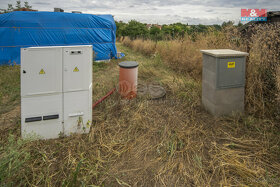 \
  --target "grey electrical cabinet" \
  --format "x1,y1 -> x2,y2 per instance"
201,49 -> 248,116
